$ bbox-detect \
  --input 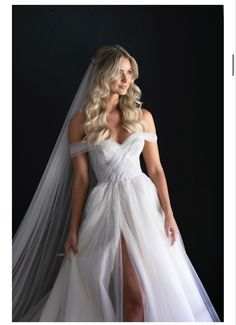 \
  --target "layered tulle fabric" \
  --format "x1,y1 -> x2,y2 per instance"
19,131 -> 220,322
